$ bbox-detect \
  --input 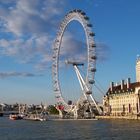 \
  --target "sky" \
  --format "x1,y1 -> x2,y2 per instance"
0,0 -> 140,105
